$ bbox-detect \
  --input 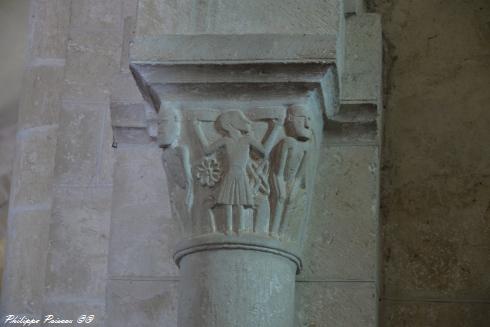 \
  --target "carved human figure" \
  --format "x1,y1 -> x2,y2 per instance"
271,105 -> 314,236
158,105 -> 193,233
194,110 -> 280,234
